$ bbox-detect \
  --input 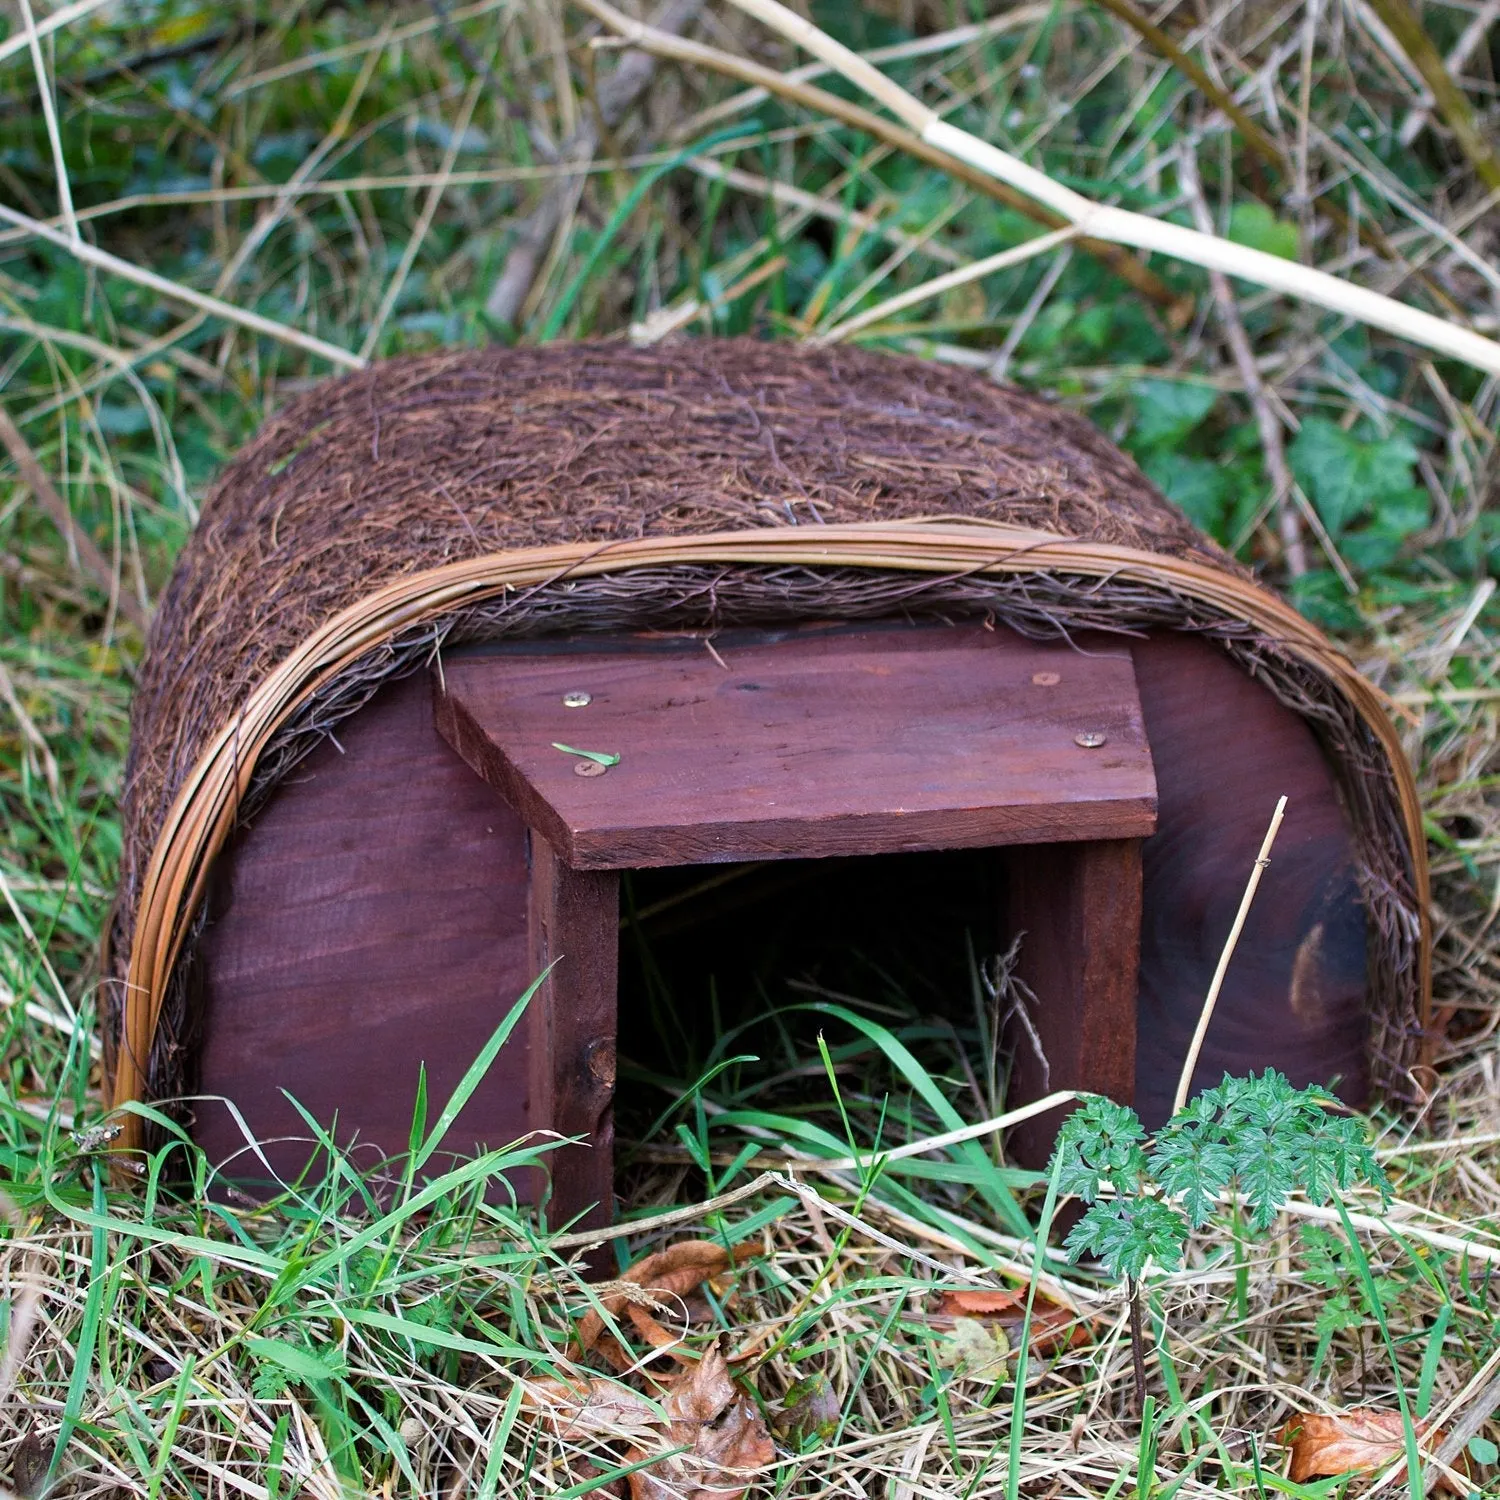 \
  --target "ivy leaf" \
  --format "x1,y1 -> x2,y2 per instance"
1289,418 -> 1421,535
1131,379 -> 1218,450
1227,201 -> 1300,261
1143,452 -> 1231,532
